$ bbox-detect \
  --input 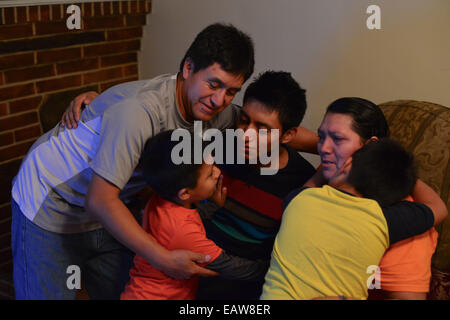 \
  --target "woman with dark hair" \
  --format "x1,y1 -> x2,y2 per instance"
313,97 -> 389,183
306,97 -> 440,300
